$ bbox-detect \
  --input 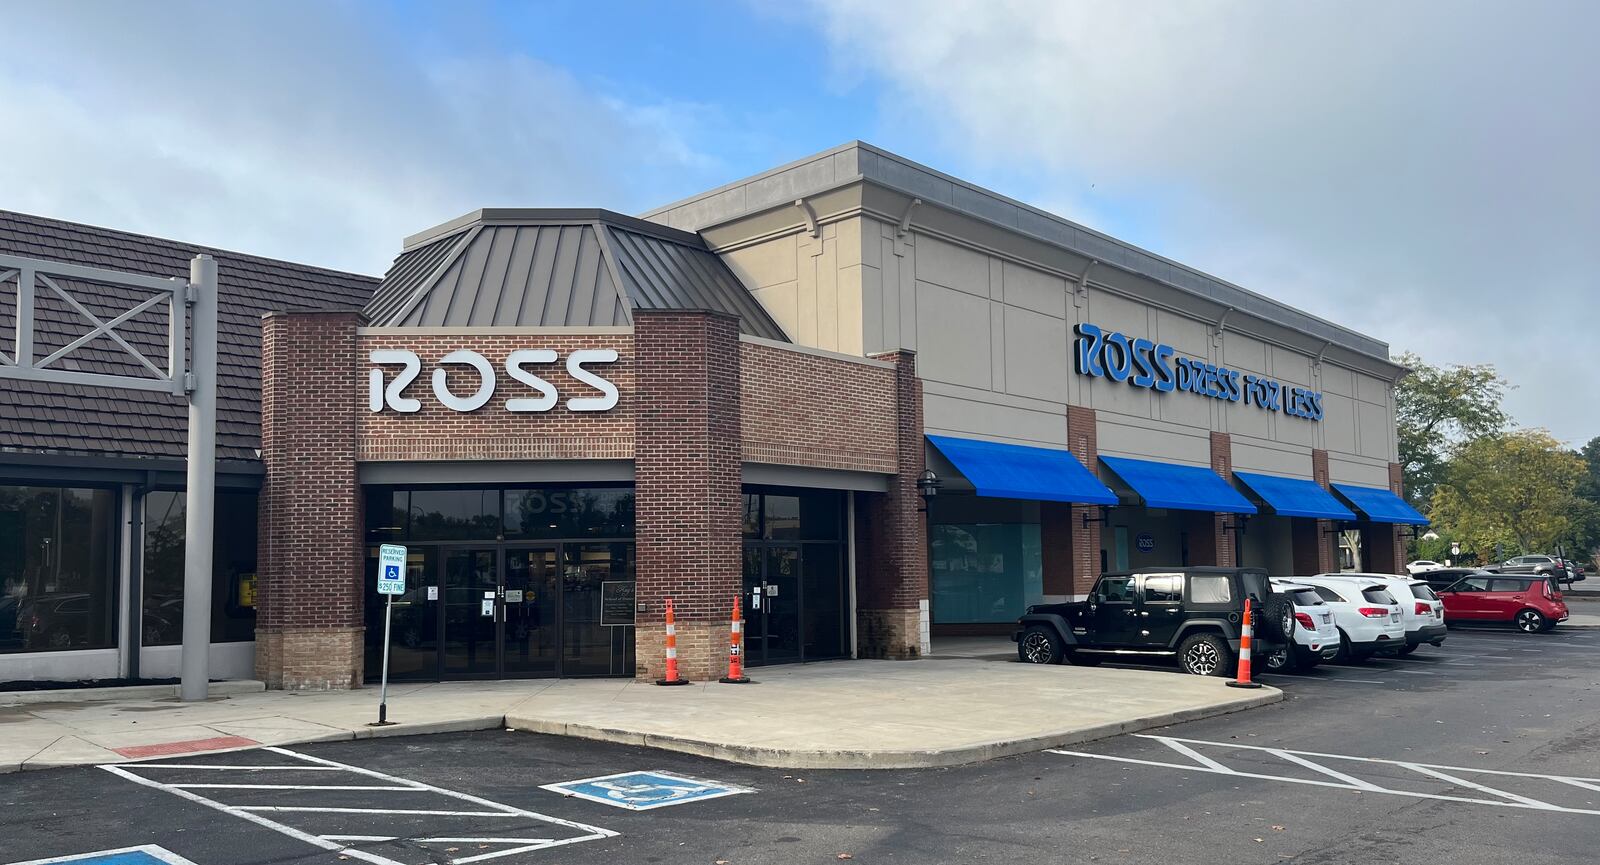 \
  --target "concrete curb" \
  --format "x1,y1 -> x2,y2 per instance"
0,679 -> 266,708
504,687 -> 1283,770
